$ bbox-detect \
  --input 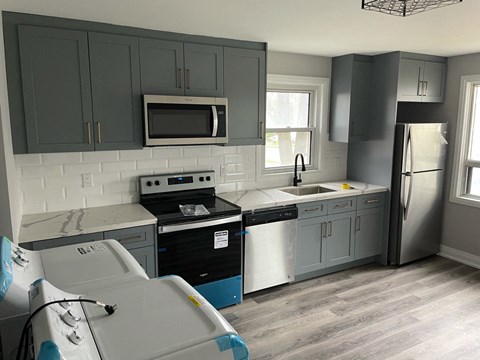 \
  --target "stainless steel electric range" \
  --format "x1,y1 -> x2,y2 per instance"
139,170 -> 242,309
